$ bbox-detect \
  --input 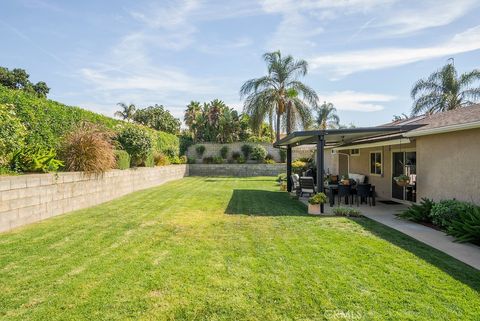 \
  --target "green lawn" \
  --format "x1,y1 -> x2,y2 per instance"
1,177 -> 479,320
